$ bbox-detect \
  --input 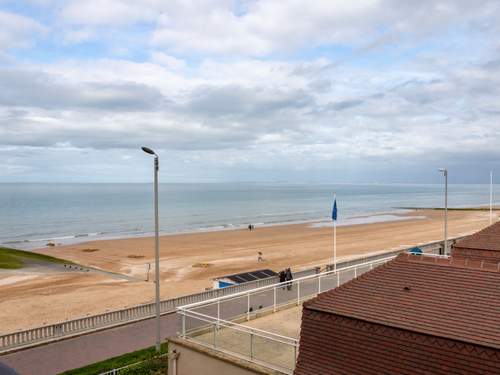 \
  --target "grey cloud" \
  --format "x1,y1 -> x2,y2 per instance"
482,59 -> 500,70
183,84 -> 314,118
0,110 -> 260,151
0,69 -> 166,111
307,78 -> 332,93
326,99 -> 365,111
